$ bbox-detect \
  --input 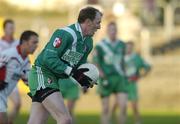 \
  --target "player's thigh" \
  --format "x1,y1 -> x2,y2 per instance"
131,100 -> 139,110
42,91 -> 70,120
9,87 -> 21,106
67,100 -> 76,111
115,93 -> 128,109
0,112 -> 8,124
28,102 -> 49,124
101,96 -> 110,113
